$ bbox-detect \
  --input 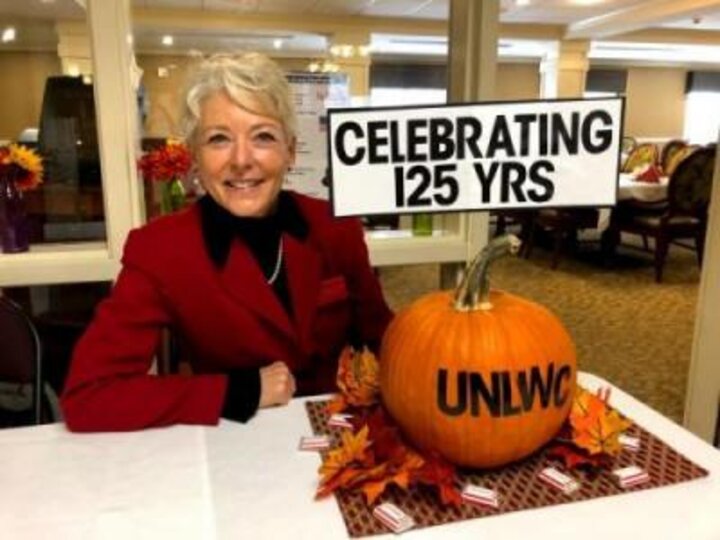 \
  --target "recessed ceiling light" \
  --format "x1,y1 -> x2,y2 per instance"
162,35 -> 174,46
273,38 -> 283,50
1,27 -> 16,43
